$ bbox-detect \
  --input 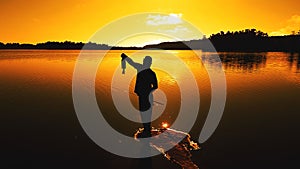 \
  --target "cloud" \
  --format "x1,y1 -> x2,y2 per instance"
146,13 -> 183,26
270,15 -> 300,36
